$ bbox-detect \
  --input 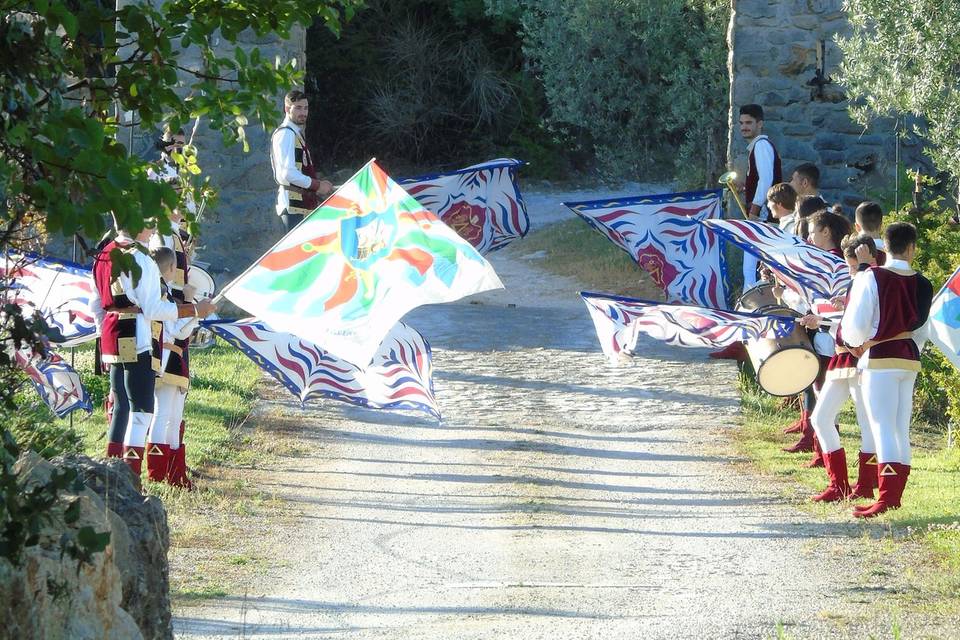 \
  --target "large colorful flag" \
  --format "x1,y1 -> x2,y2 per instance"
399,158 -> 528,254
703,219 -> 849,300
220,160 -> 503,366
581,291 -> 795,363
929,265 -> 960,370
1,252 -> 97,346
564,190 -> 728,308
205,319 -> 440,419
14,348 -> 92,418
